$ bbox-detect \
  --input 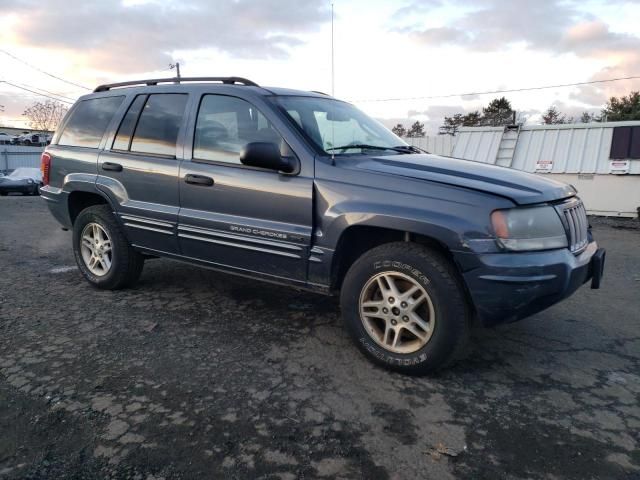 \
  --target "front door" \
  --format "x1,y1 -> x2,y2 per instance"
97,92 -> 190,254
178,94 -> 312,282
